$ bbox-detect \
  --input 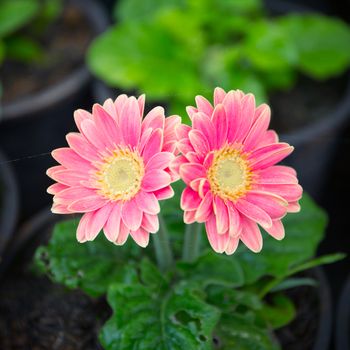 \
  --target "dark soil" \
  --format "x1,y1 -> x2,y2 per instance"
276,281 -> 320,350
0,273 -> 111,350
270,75 -> 347,133
1,3 -> 94,104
